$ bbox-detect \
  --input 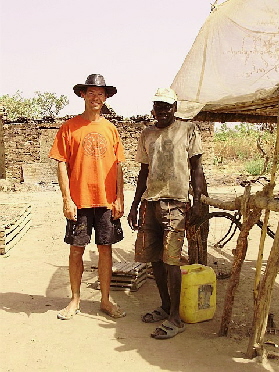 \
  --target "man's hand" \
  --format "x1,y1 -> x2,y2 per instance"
63,198 -> 77,221
188,200 -> 202,226
112,197 -> 124,220
127,205 -> 138,230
